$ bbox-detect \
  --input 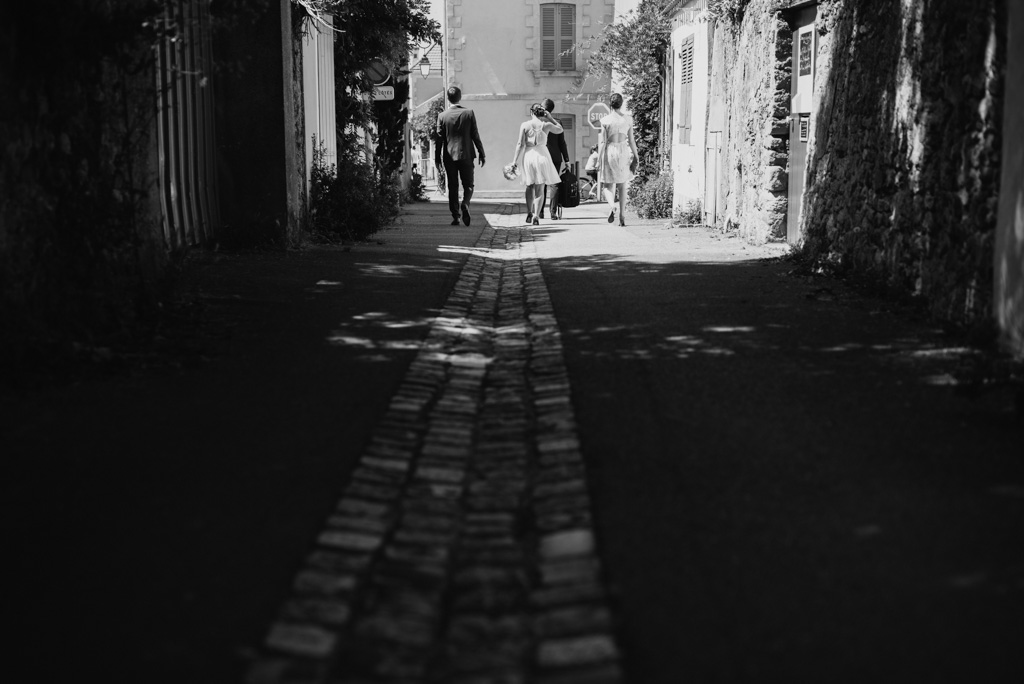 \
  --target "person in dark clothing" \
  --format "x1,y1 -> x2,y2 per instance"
540,98 -> 570,219
435,86 -> 486,225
